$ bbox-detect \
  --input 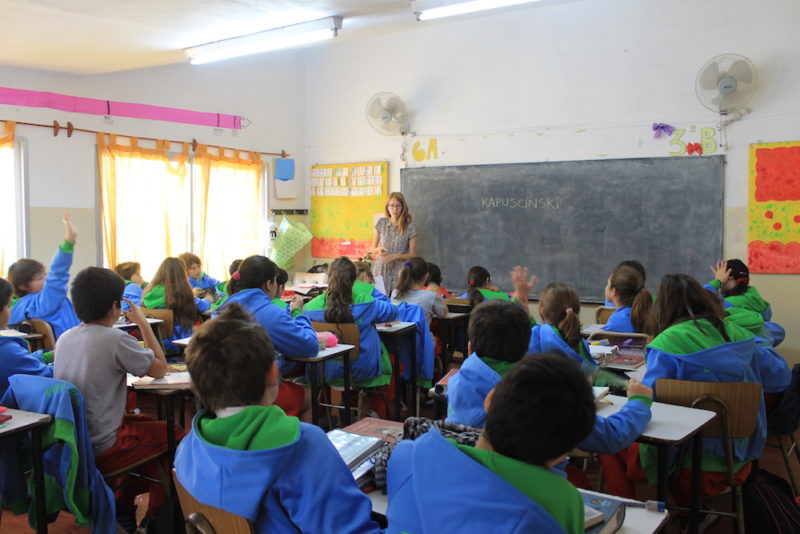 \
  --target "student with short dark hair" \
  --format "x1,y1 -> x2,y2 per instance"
0,277 -> 53,397
114,261 -> 145,310
424,262 -> 451,298
54,267 -> 176,526
179,251 -> 221,298
387,352 -> 596,534
175,304 -> 381,534
8,211 -> 80,339
446,299 -> 531,428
